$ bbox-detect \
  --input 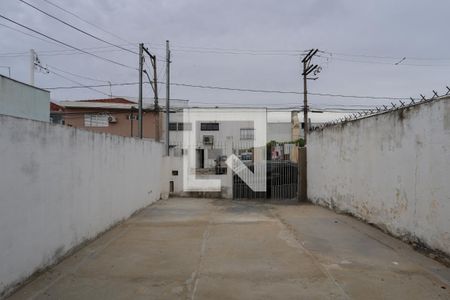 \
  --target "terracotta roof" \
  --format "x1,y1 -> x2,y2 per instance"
58,100 -> 154,110
50,101 -> 64,112
76,98 -> 136,104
